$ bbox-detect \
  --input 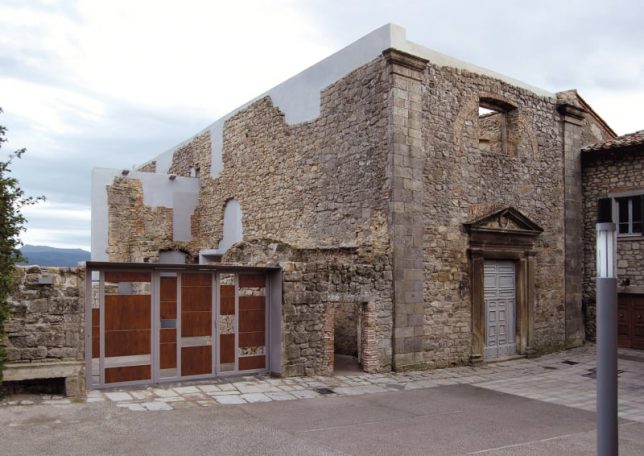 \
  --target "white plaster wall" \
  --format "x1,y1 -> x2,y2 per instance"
218,199 -> 243,252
